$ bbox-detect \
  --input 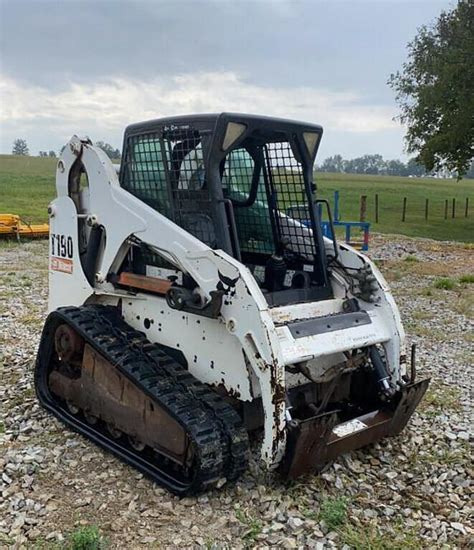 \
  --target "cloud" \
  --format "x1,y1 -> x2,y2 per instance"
0,71 -> 398,153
